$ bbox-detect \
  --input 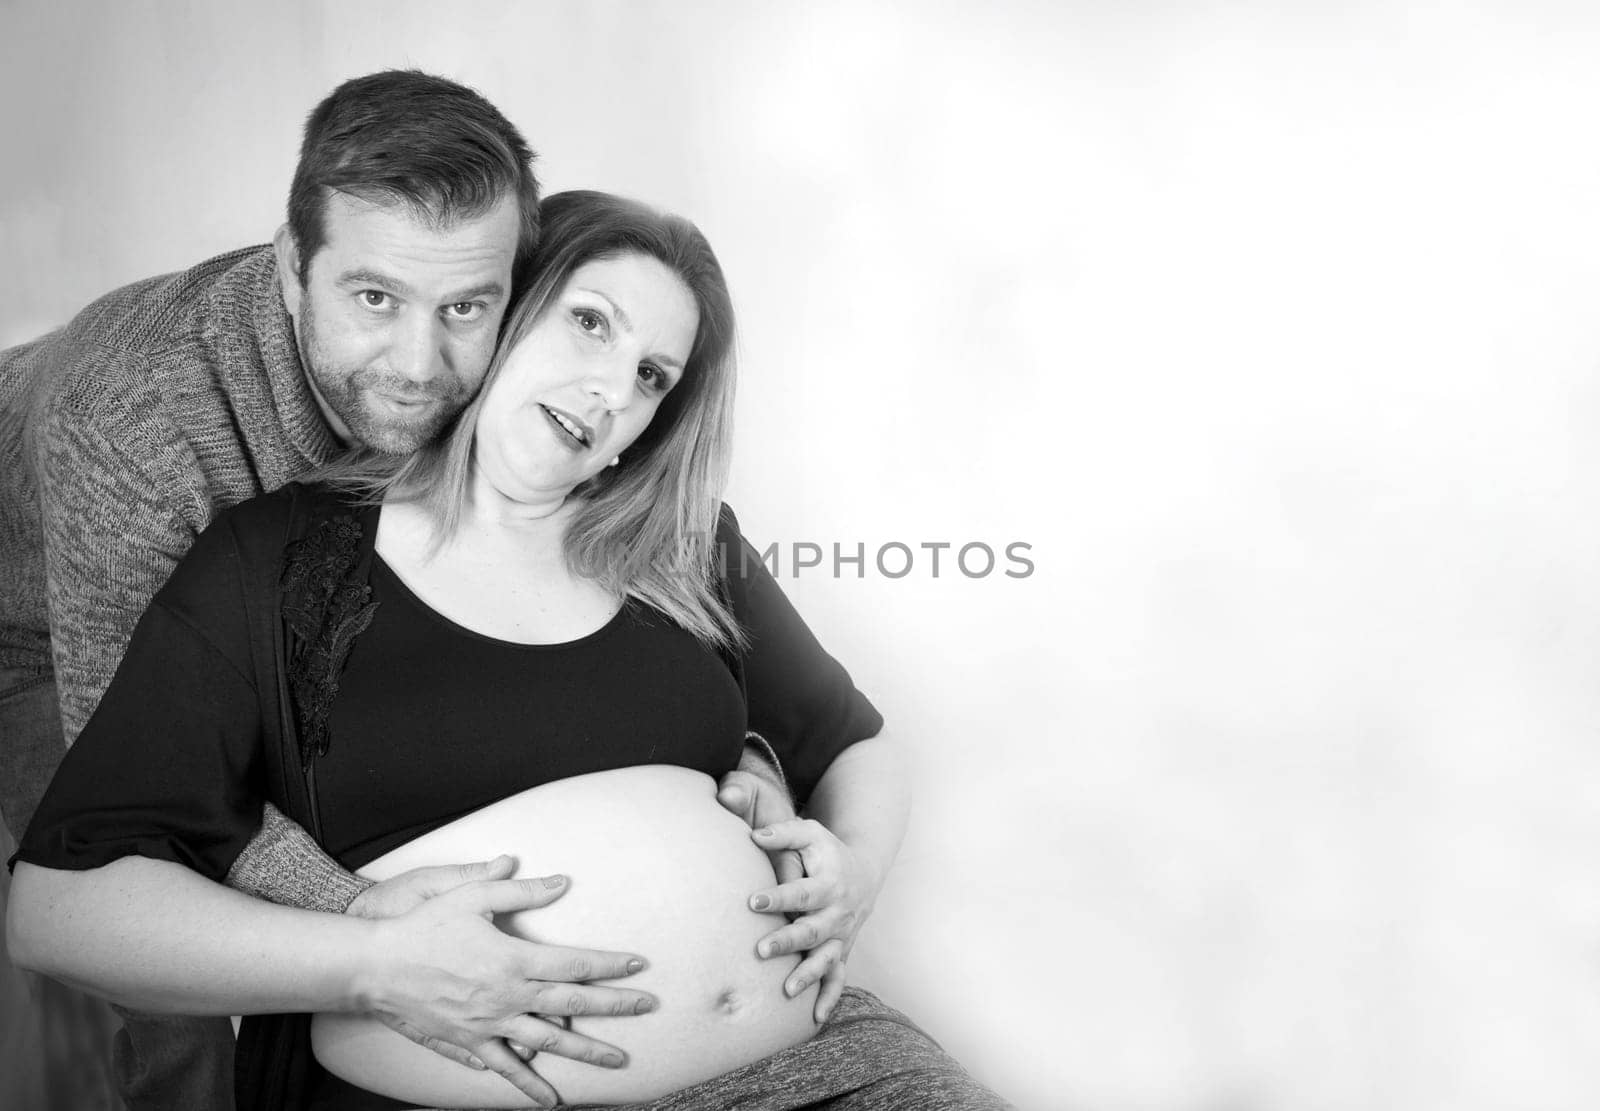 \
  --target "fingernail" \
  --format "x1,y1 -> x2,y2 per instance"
751,894 -> 771,911
466,1054 -> 485,1069
755,828 -> 775,838
543,874 -> 566,889
626,958 -> 645,974
601,1051 -> 625,1068
787,977 -> 805,996
634,996 -> 655,1014
758,941 -> 773,958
